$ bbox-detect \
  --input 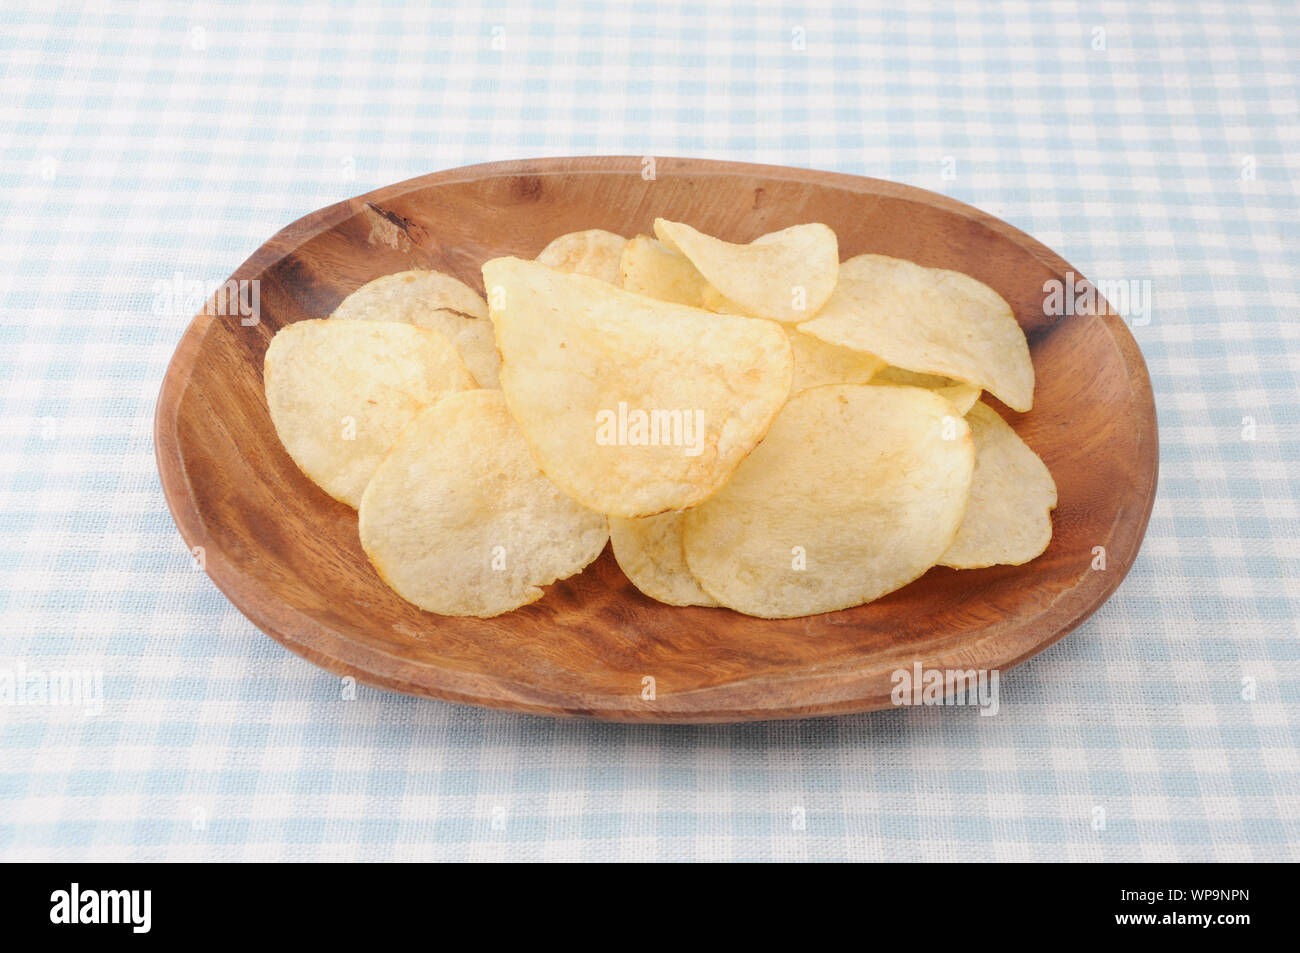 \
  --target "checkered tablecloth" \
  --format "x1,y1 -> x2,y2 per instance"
1,0 -> 1296,863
